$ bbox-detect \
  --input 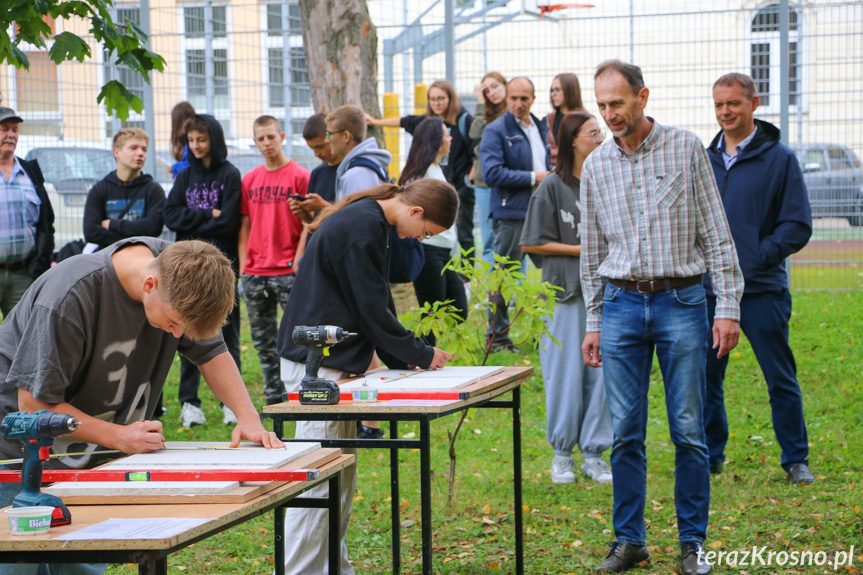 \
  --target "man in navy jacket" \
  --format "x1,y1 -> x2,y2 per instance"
706,73 -> 815,484
479,77 -> 551,351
